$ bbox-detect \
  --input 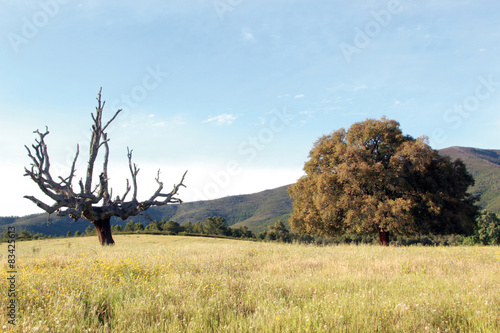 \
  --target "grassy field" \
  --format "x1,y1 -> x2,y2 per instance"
1,235 -> 499,332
